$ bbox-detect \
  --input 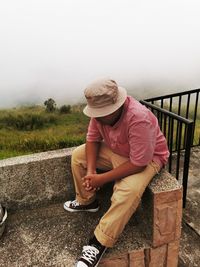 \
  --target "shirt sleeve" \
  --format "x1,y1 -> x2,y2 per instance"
86,118 -> 103,142
128,118 -> 157,166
